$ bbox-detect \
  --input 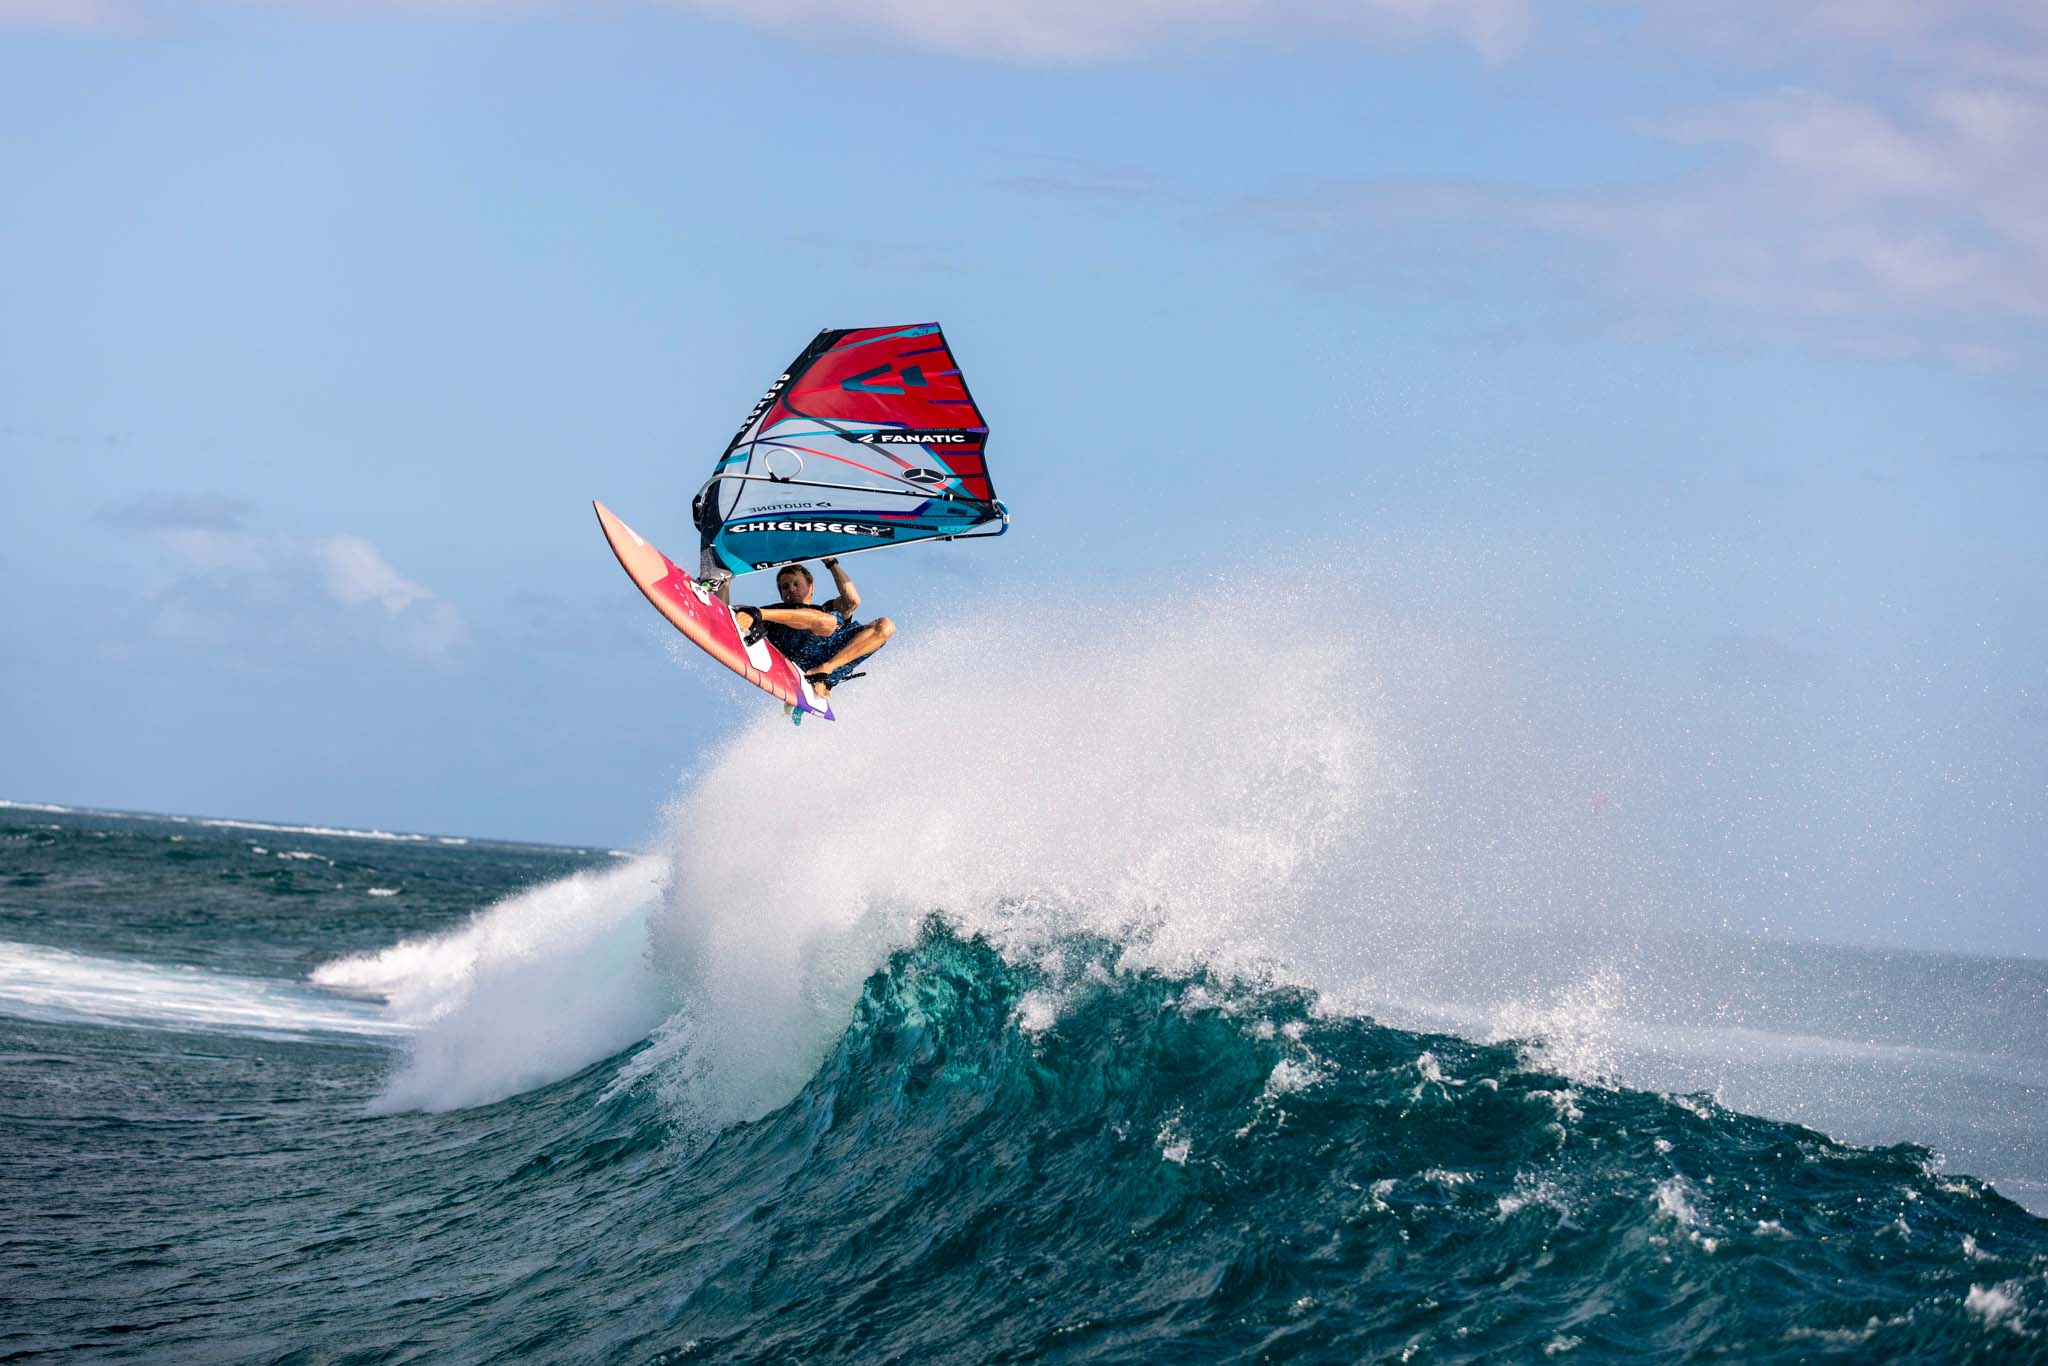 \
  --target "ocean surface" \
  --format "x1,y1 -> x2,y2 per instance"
2,797 -> 2044,1363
